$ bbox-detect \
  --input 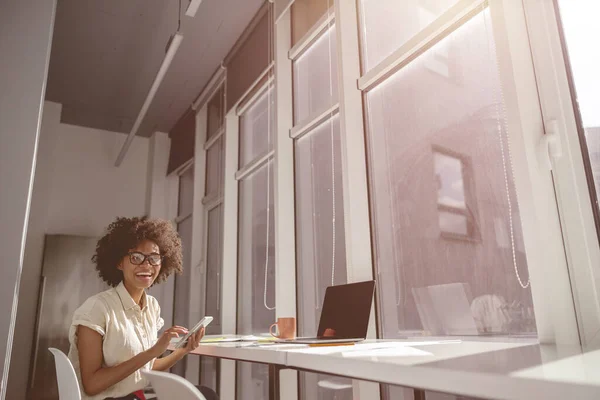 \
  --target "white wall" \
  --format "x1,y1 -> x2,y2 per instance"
0,1 -> 57,398
44,114 -> 149,237
6,101 -> 152,399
